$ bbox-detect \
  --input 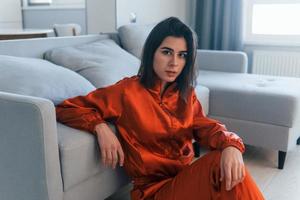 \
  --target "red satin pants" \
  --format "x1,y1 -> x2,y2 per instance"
154,151 -> 265,200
